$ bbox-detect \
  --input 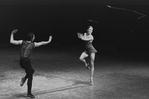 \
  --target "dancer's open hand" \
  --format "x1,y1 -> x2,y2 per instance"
48,36 -> 52,42
77,33 -> 82,38
12,29 -> 18,34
